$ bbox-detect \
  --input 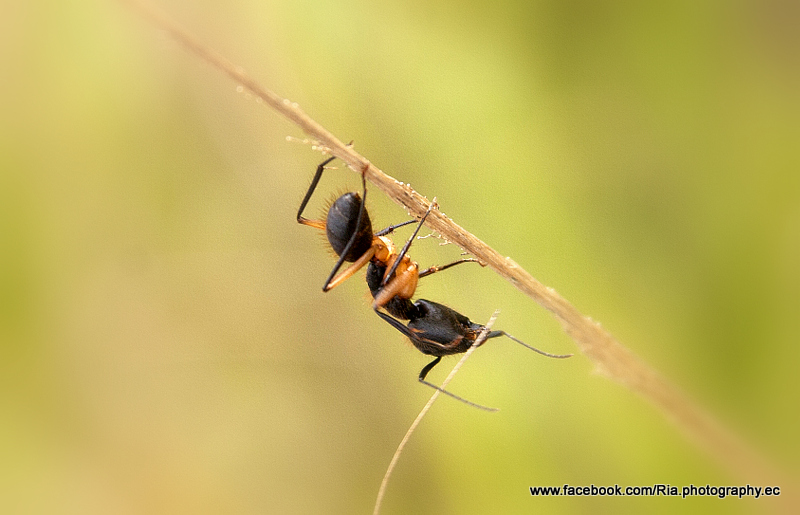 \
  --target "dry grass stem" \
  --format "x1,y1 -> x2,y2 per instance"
372,312 -> 499,515
126,1 -> 793,512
